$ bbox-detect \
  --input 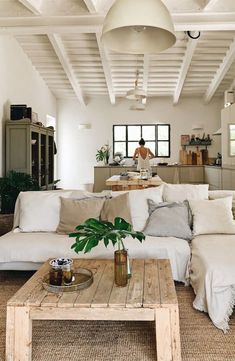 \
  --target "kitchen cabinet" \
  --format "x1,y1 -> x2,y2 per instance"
94,165 -> 207,192
179,166 -> 204,184
204,166 -> 222,190
222,168 -> 235,190
156,166 -> 179,183
6,120 -> 54,189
